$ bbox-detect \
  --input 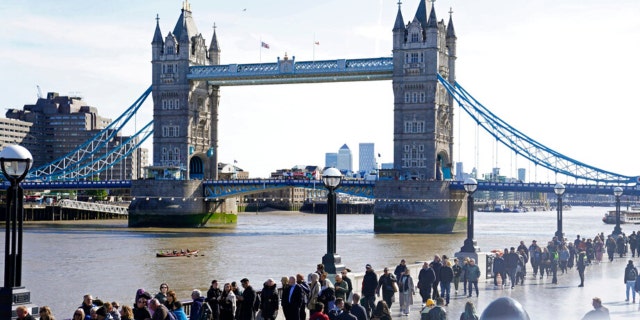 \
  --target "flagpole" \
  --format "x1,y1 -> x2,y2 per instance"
259,37 -> 262,63
313,33 -> 316,62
